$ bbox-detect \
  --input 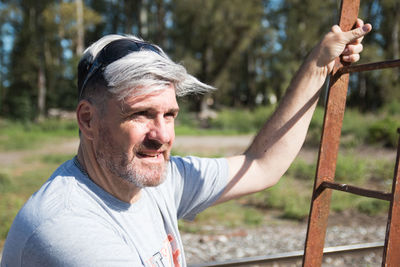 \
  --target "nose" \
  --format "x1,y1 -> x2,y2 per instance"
147,116 -> 173,144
